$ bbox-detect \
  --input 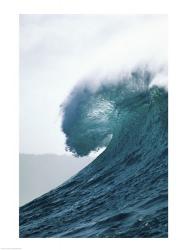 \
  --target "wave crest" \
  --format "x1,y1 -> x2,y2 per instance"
61,68 -> 166,157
